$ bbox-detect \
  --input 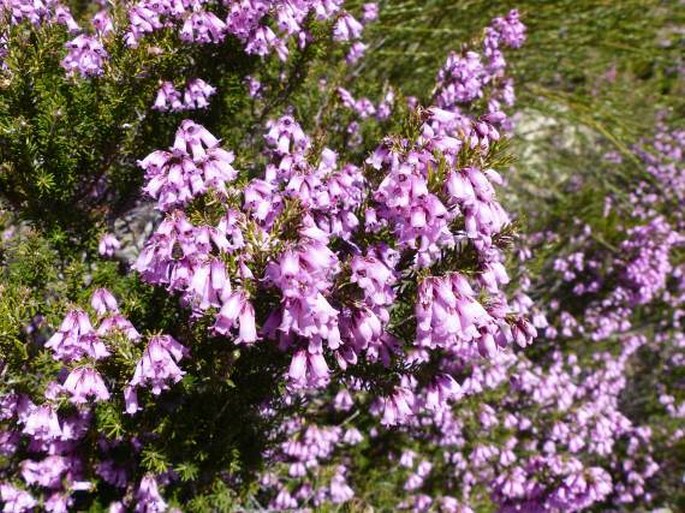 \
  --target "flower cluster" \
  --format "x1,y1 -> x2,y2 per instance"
241,35 -> 682,513
0,286 -> 186,510
136,53 -> 531,438
19,3 -> 681,511
2,0 -> 374,81
260,415 -> 361,509
0,0 -> 78,30
481,122 -> 685,512
137,120 -> 237,210
434,9 -> 523,112
152,79 -> 217,112
61,34 -> 108,77
123,0 -> 367,61
128,9 -> 533,509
